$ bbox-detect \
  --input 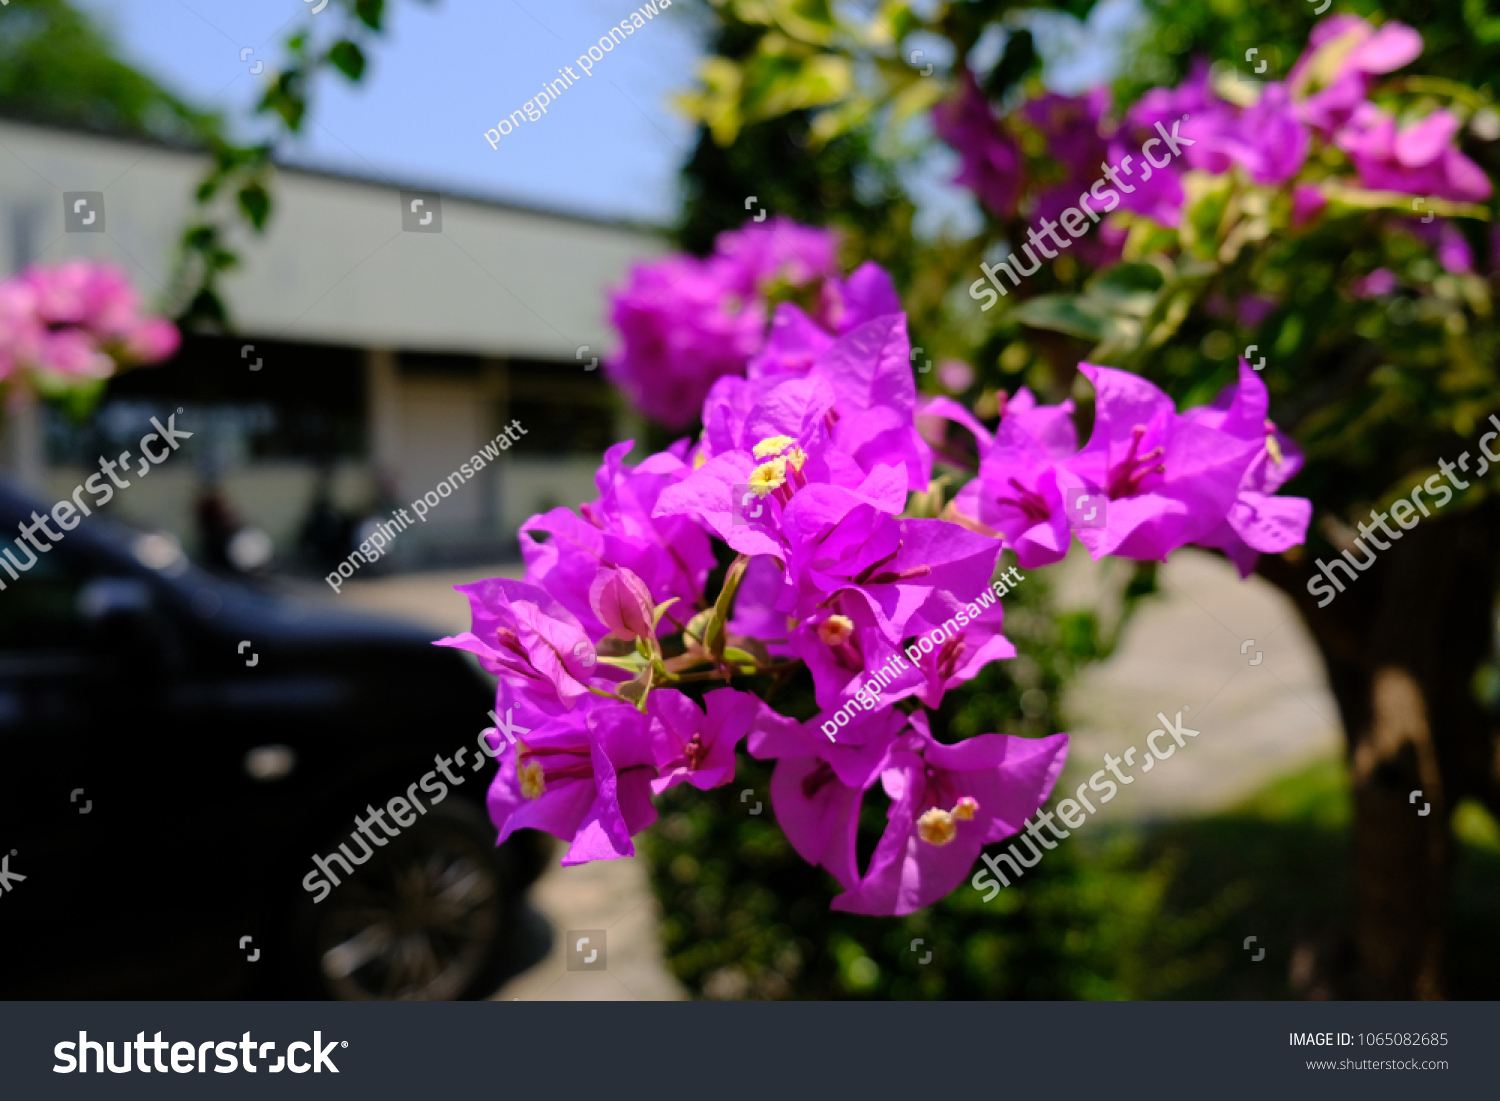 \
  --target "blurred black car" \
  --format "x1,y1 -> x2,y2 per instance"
0,481 -> 548,999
